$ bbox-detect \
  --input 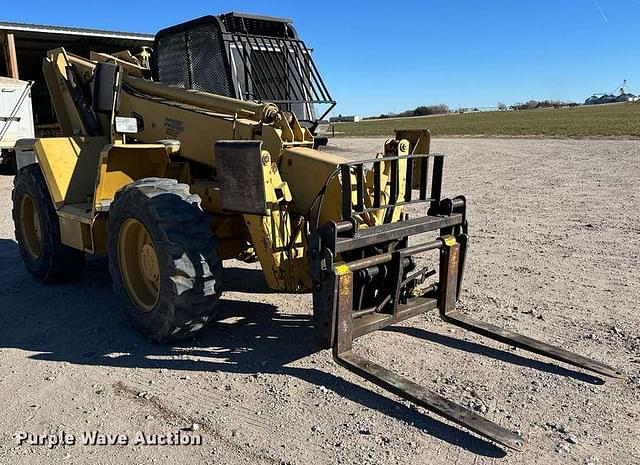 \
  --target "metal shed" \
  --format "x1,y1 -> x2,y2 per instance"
0,21 -> 153,129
